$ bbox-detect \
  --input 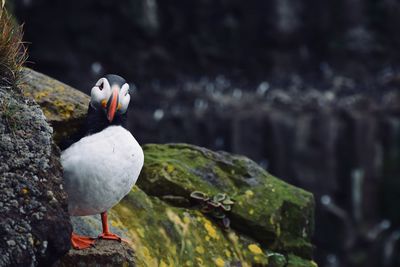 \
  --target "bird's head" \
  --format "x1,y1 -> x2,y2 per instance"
90,74 -> 130,122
